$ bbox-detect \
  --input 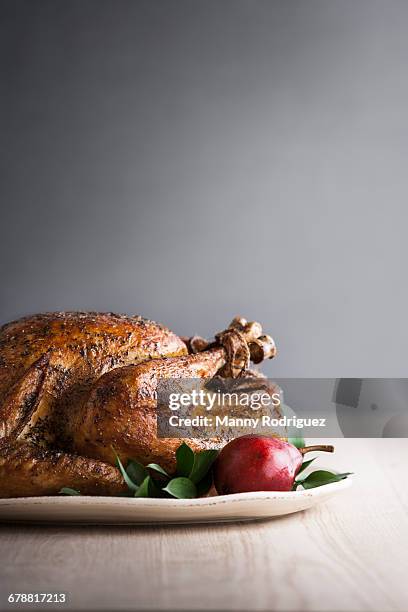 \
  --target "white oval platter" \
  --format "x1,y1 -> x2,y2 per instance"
0,479 -> 351,524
